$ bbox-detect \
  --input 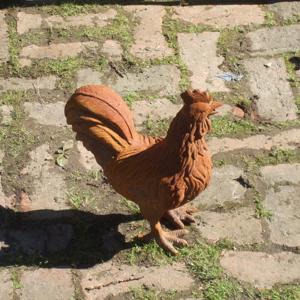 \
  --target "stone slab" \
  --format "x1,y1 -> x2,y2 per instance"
178,32 -> 228,92
193,165 -> 247,209
264,186 -> 300,247
0,105 -> 13,125
247,24 -> 300,56
208,128 -> 300,155
21,144 -> 69,213
0,76 -> 57,92
76,141 -> 99,171
261,163 -> 300,186
196,207 -> 263,245
173,5 -> 264,28
20,41 -> 98,63
76,68 -> 102,87
243,57 -> 297,121
269,1 -> 300,19
81,261 -> 194,300
132,98 -> 181,127
77,65 -> 180,97
0,269 -> 13,300
113,65 -> 180,96
24,101 -> 66,126
101,40 -> 122,61
126,6 -> 173,59
7,224 -> 73,255
17,9 -> 117,34
220,251 -> 300,288
17,269 -> 74,300
0,10 -> 9,63
173,5 -> 265,27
